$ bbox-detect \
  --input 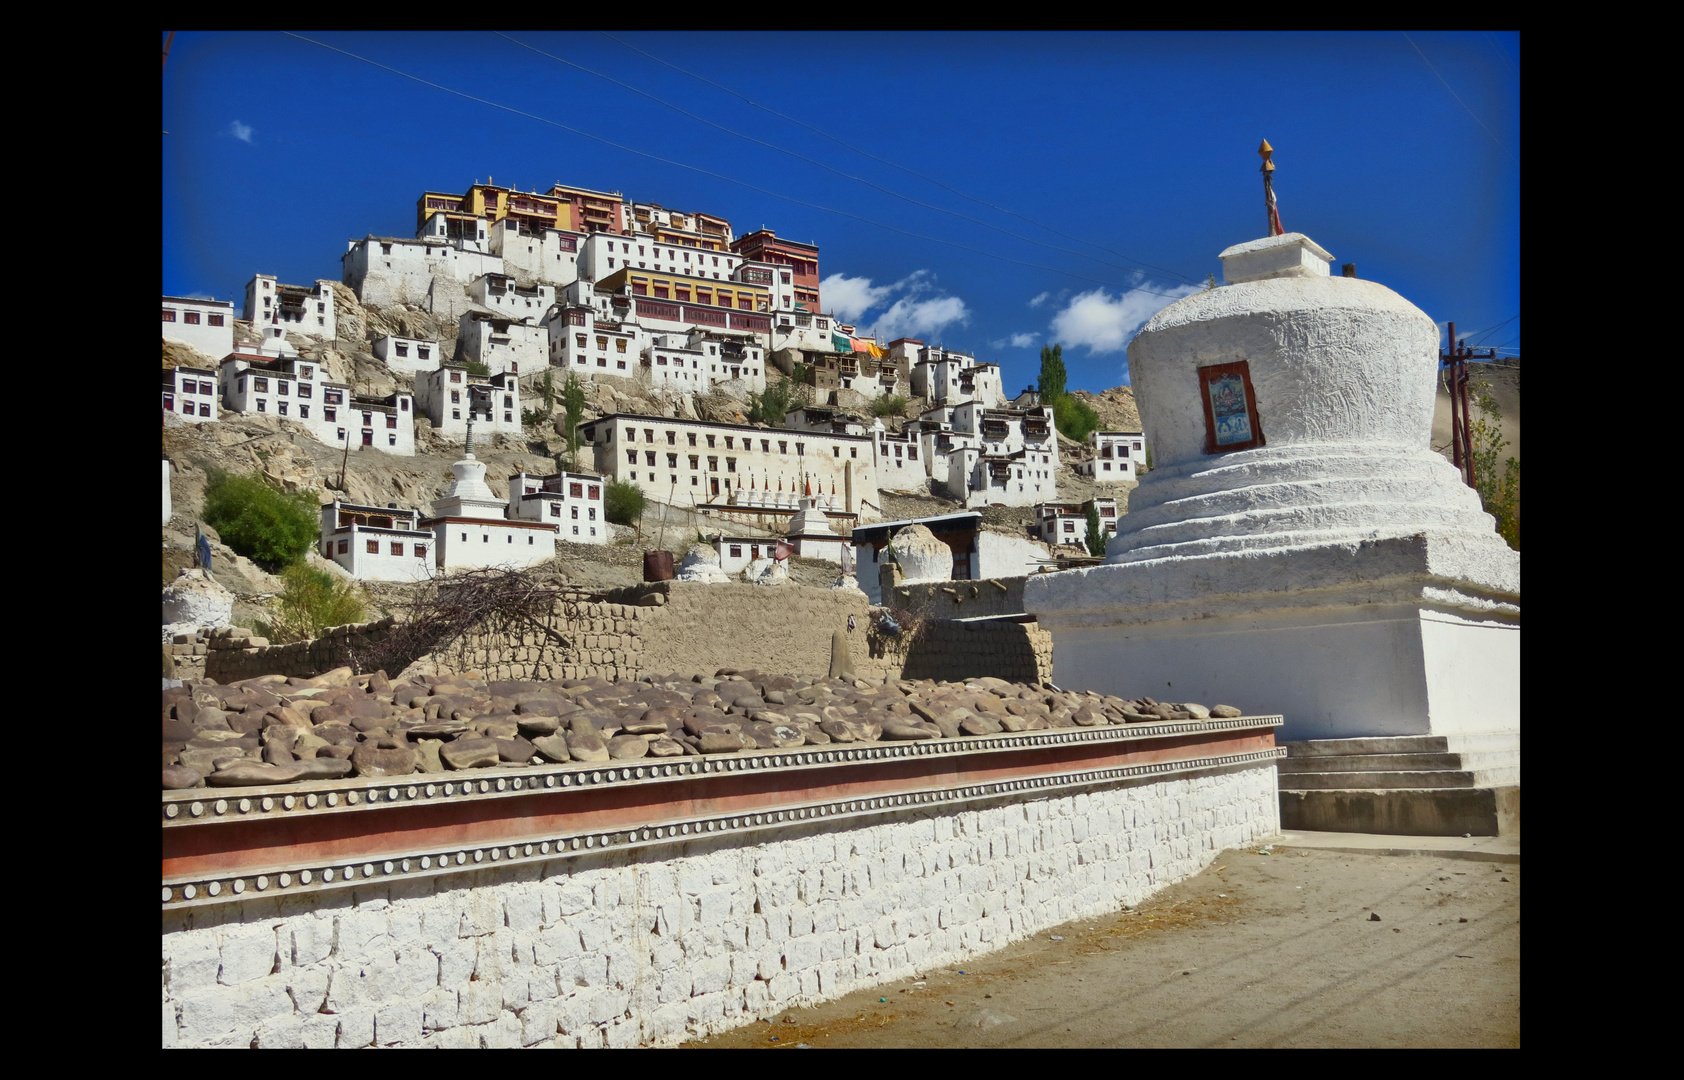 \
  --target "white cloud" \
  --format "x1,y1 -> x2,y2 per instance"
1028,291 -> 1051,308
820,269 -> 967,341
868,295 -> 969,342
1009,332 -> 1038,348
229,120 -> 253,144
821,274 -> 897,323
1049,284 -> 1200,355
